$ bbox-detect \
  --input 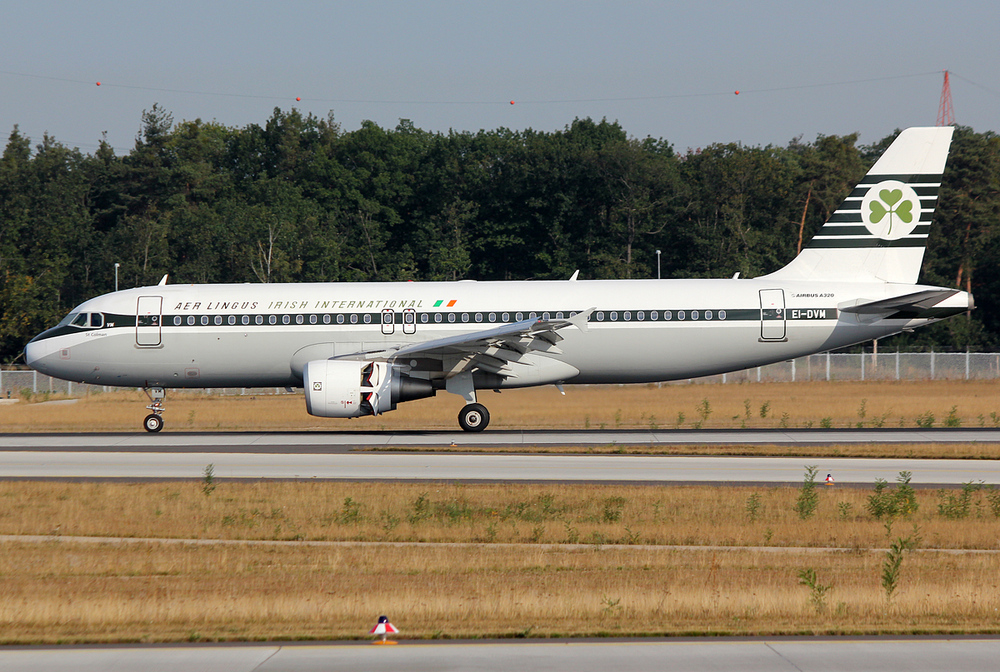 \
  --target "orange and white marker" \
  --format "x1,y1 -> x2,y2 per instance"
370,615 -> 399,644
825,473 -> 835,485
